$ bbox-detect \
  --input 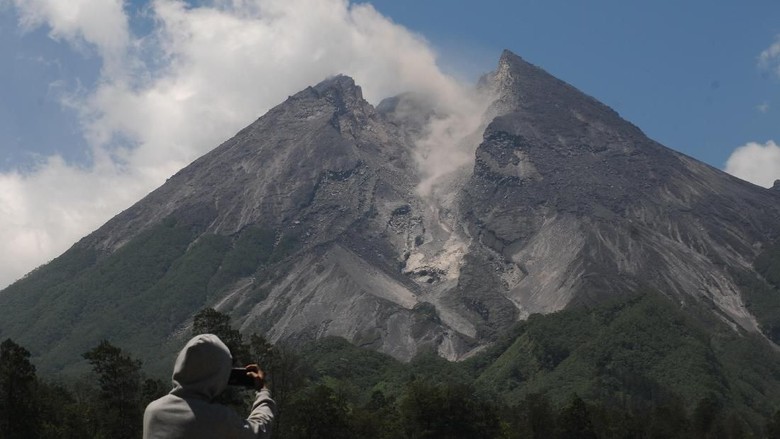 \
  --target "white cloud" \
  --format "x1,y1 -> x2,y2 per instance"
759,36 -> 780,78
10,0 -> 130,73
725,140 -> 780,188
0,0 -> 485,289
